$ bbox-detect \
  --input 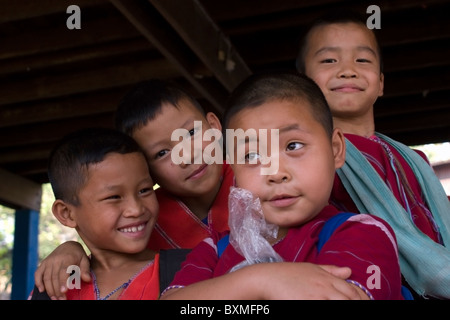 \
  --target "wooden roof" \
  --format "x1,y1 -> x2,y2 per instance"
1,0 -> 450,190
